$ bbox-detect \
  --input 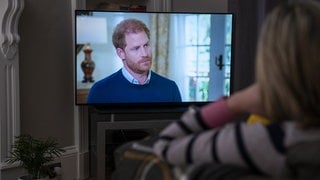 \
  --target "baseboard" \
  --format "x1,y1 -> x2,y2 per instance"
59,145 -> 89,180
0,145 -> 90,180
